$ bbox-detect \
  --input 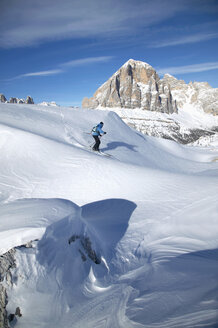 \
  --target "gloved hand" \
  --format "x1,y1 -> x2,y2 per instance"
104,132 -> 107,134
